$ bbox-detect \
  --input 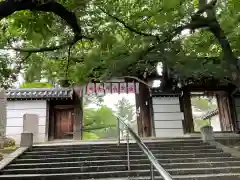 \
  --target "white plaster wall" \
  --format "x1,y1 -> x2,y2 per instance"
6,100 -> 47,145
210,116 -> 222,132
152,96 -> 184,137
